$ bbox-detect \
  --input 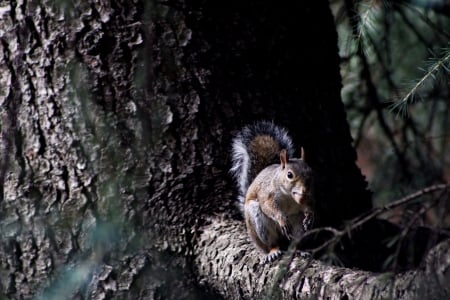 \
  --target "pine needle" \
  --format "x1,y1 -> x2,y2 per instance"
356,0 -> 379,46
389,47 -> 450,117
